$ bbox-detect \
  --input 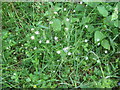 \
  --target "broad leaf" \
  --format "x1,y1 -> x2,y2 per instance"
94,31 -> 106,43
51,19 -> 61,31
111,4 -> 118,21
101,39 -> 110,50
97,6 -> 108,17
